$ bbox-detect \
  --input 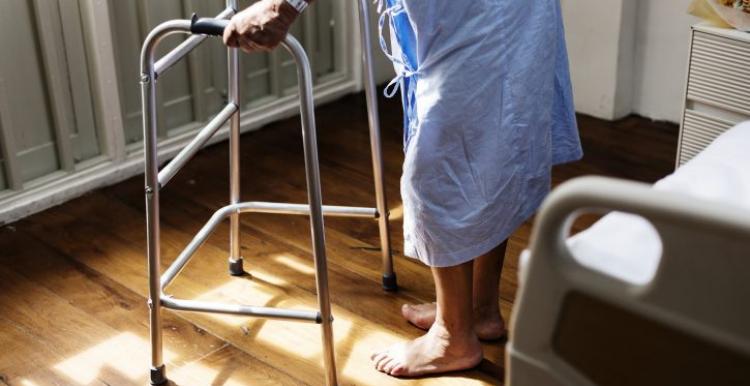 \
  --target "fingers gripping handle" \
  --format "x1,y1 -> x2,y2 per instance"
190,13 -> 229,36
